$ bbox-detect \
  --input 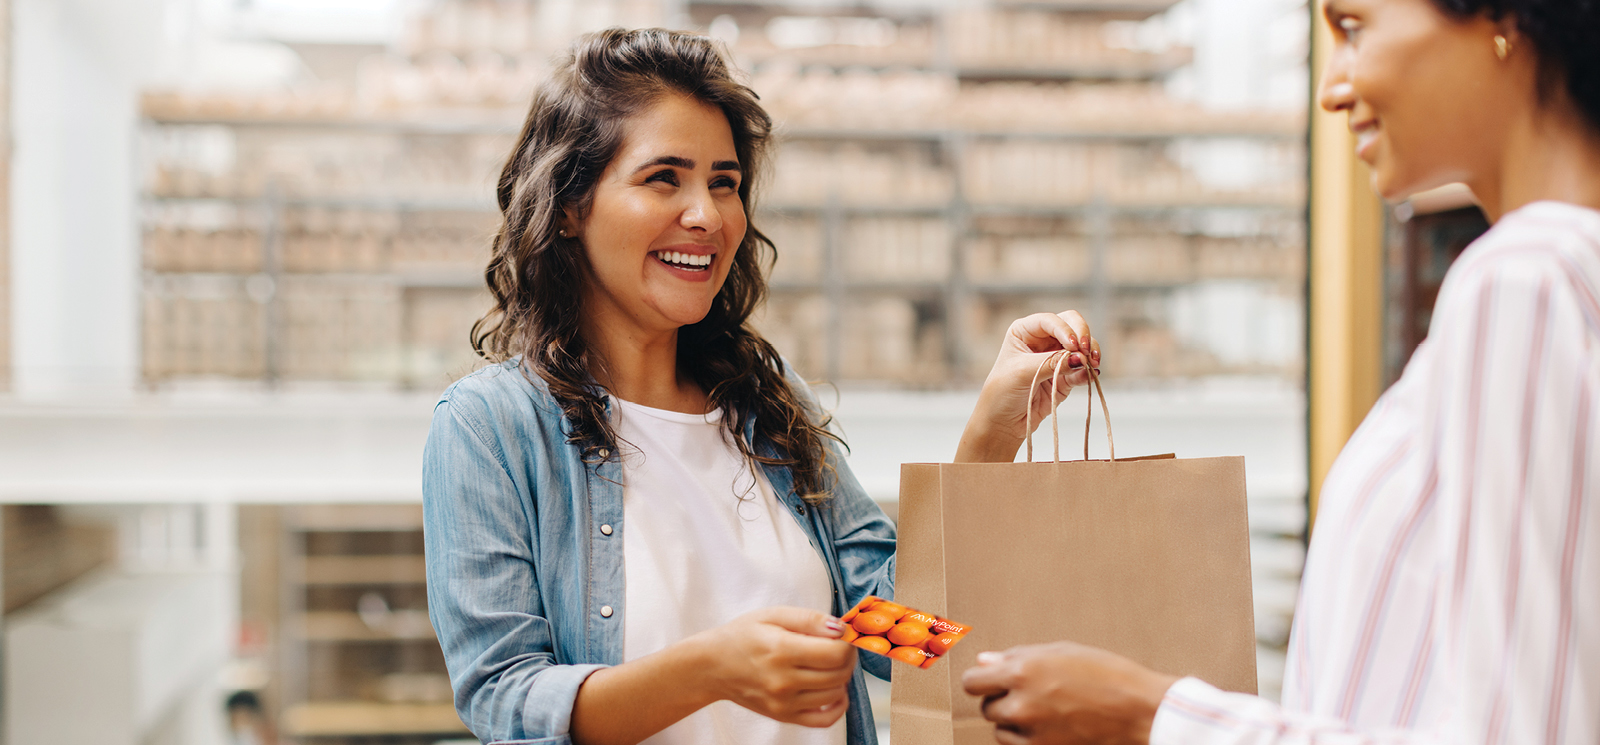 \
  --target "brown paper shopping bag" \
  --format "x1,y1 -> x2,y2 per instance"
891,353 -> 1256,745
